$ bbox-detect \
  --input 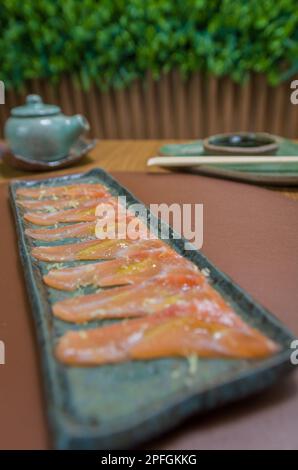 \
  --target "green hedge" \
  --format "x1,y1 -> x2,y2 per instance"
1,0 -> 298,90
